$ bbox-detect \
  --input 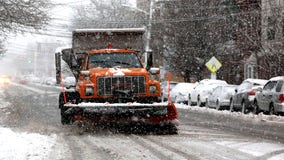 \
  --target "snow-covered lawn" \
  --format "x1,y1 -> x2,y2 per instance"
0,88 -> 66,160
